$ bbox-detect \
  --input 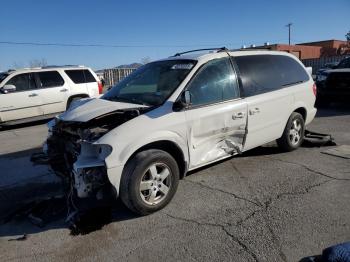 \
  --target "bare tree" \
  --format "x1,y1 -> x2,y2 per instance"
29,58 -> 48,68
141,57 -> 151,65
